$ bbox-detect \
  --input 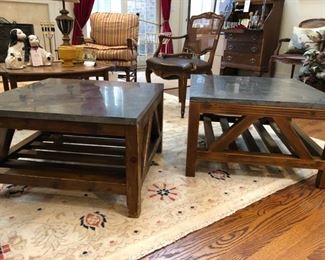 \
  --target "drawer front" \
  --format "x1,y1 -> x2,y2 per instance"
223,51 -> 261,66
225,32 -> 262,42
226,41 -> 261,54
